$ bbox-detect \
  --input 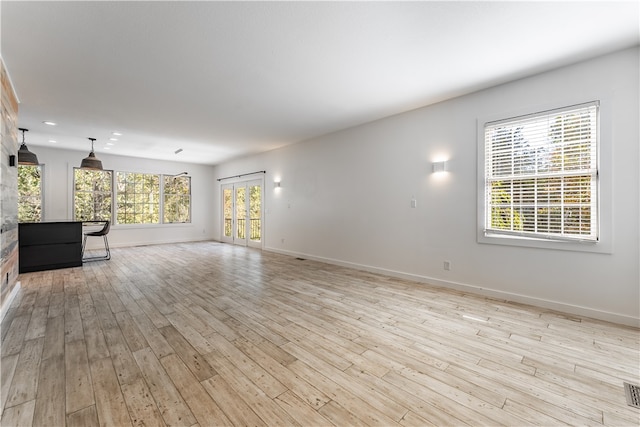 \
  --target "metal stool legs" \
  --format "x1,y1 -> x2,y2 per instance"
82,221 -> 111,262
82,234 -> 110,261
